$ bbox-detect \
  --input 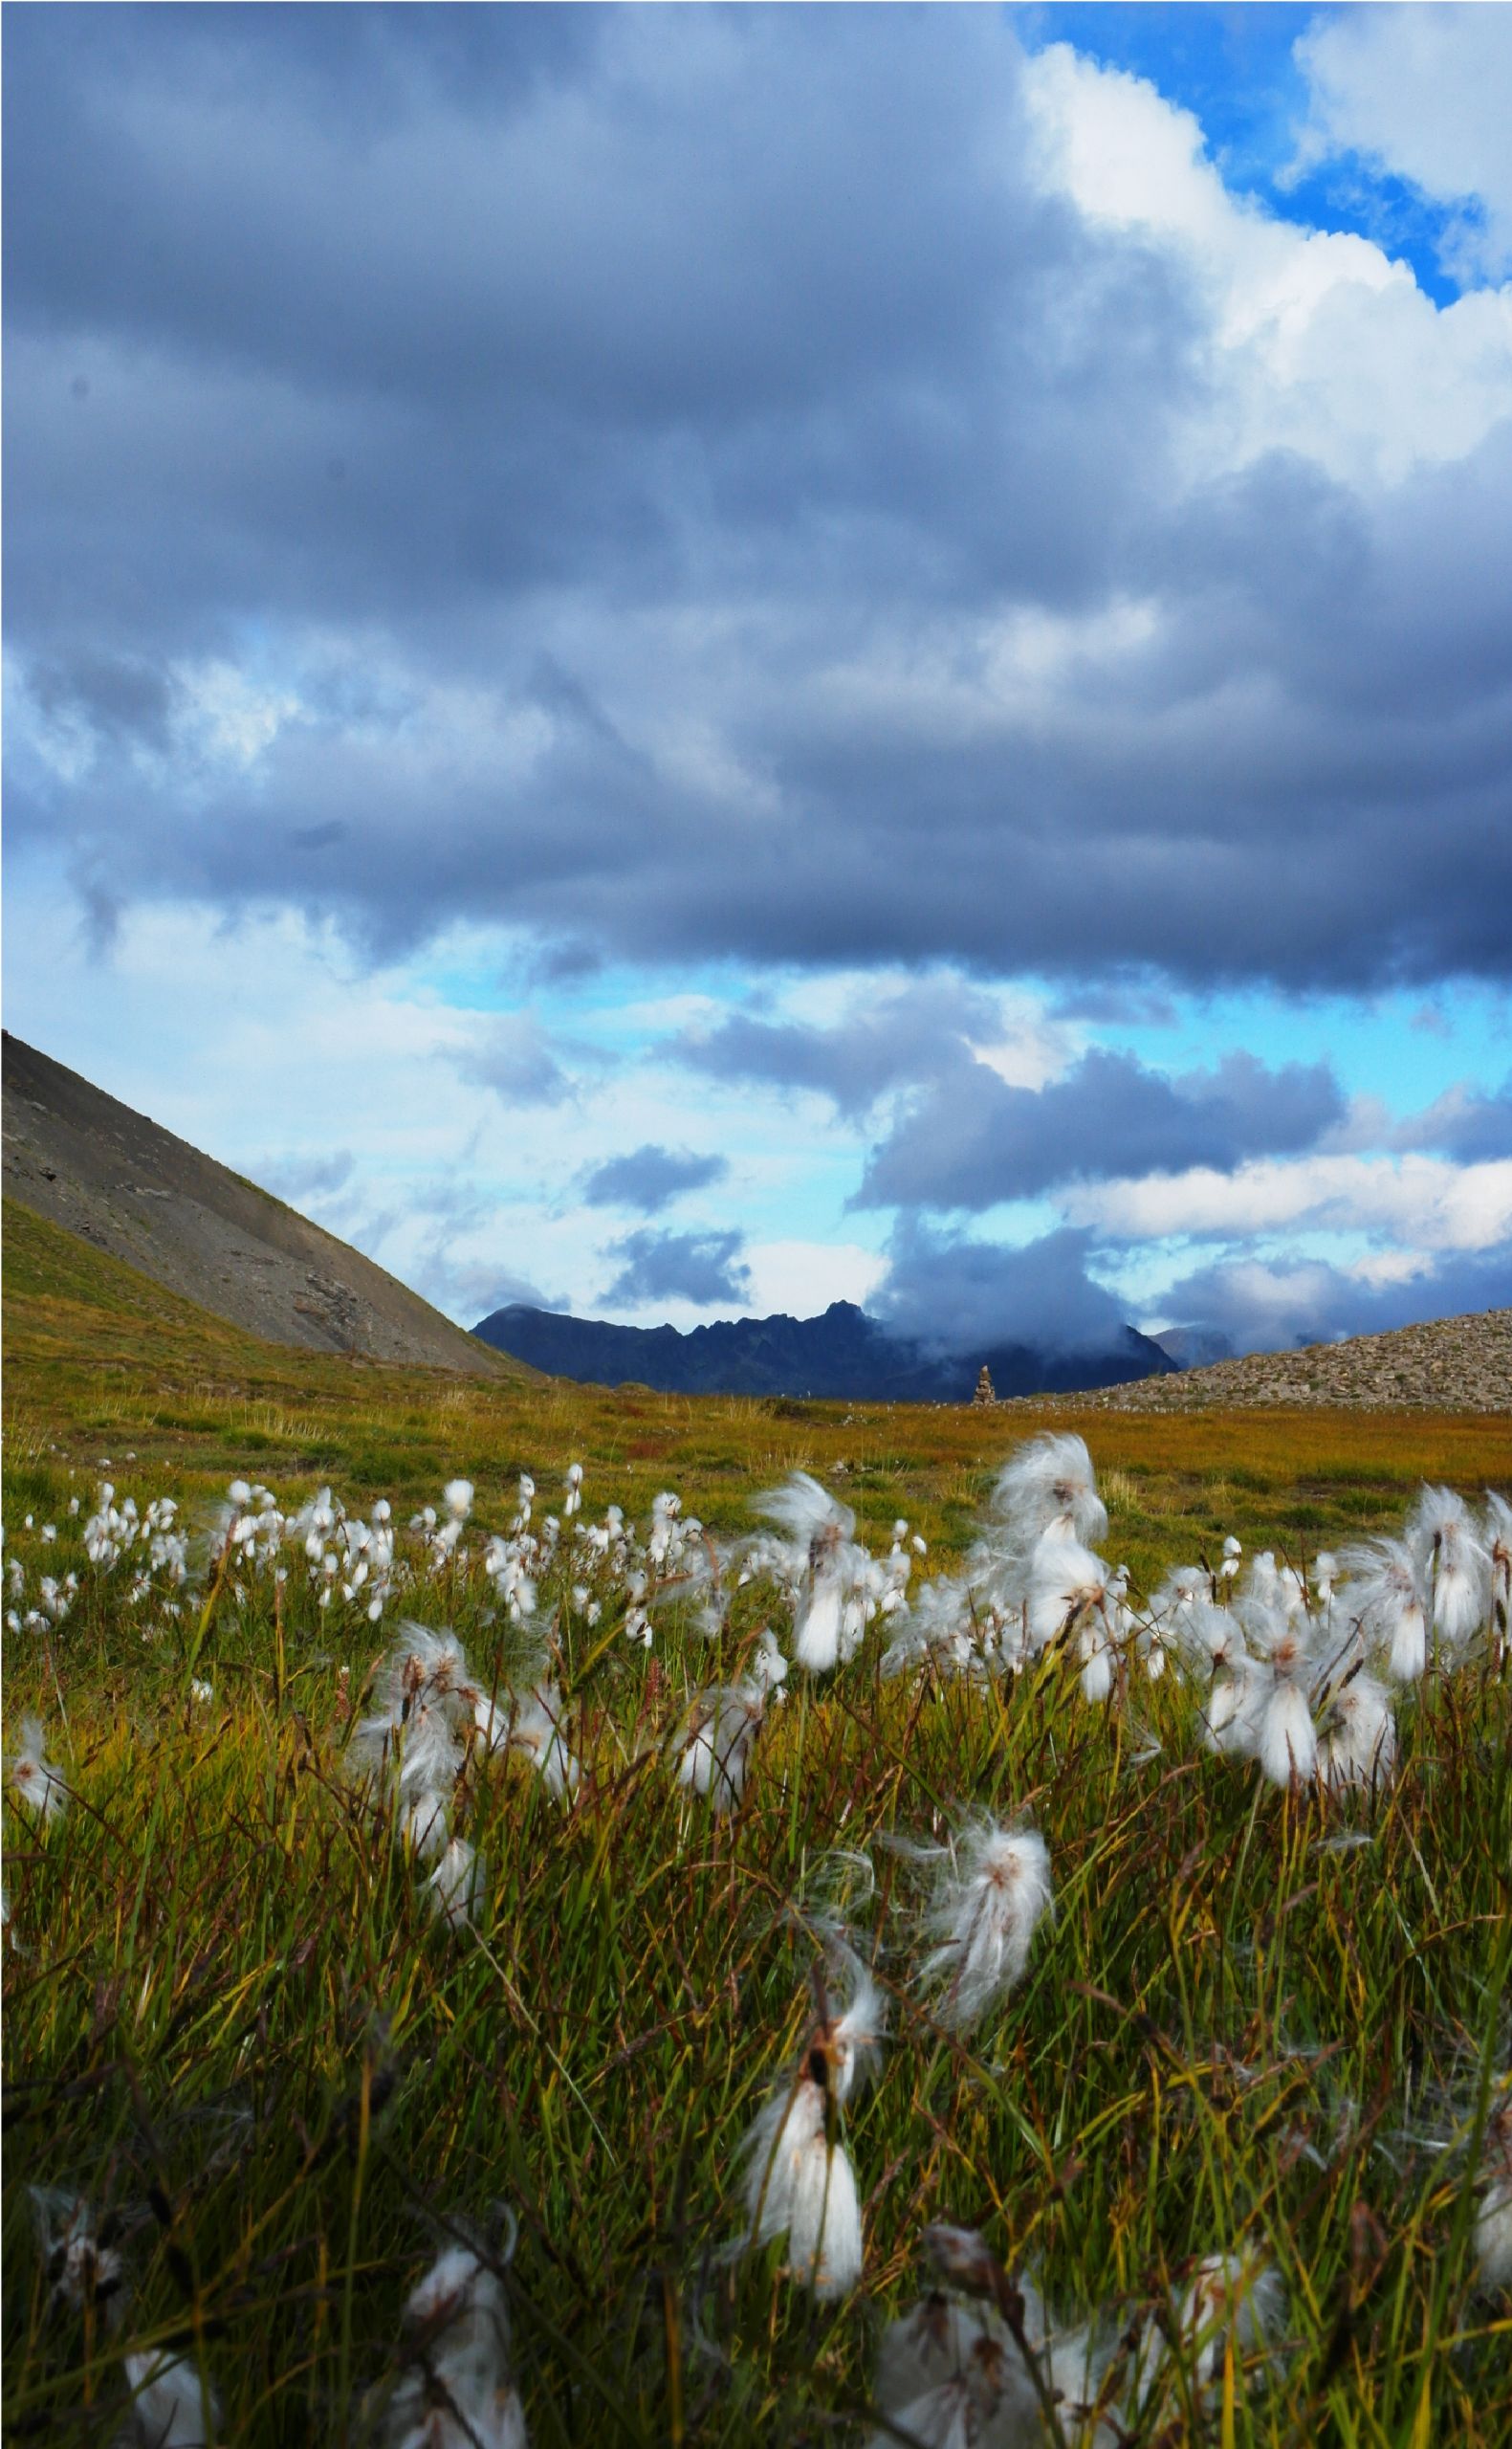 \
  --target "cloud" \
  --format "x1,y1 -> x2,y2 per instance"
1025,37 -> 1512,483
1393,1075 -> 1512,1164
1293,5 -> 1512,284
874,1218 -> 1129,1357
858,1048 -> 1345,1209
260,1148 -> 357,1202
1049,981 -> 1178,1026
1063,1152 -> 1512,1254
602,1225 -> 751,1310
1157,1238 -> 1512,1357
581,1142 -> 728,1214
29,649 -> 176,749
741,1237 -> 889,1318
451,1013 -> 579,1107
5,10 -> 1510,991
431,1258 -> 556,1324
675,978 -> 1010,1116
